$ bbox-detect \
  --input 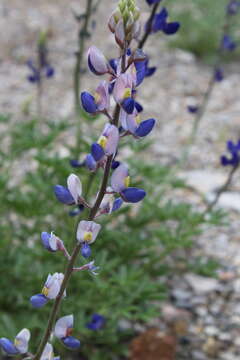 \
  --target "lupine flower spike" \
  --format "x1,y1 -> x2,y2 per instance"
86,314 -> 106,330
0,329 -> 30,356
54,315 -> 80,349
